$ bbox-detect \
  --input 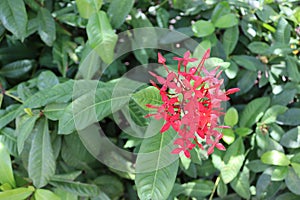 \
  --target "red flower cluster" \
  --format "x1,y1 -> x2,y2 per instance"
145,50 -> 240,158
